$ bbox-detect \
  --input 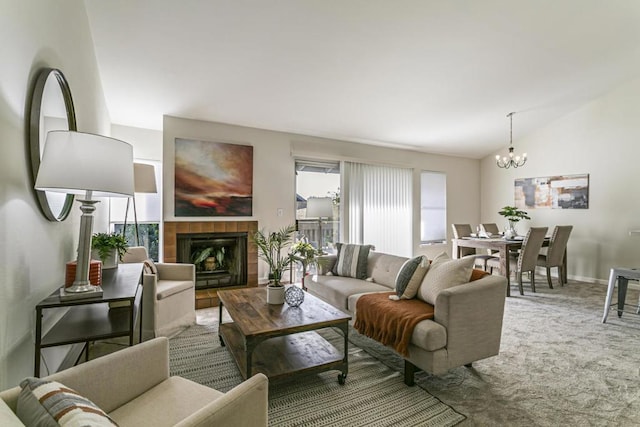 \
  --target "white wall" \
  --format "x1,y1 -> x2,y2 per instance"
0,0 -> 110,389
481,75 -> 640,283
163,115 -> 481,277
112,124 -> 163,161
